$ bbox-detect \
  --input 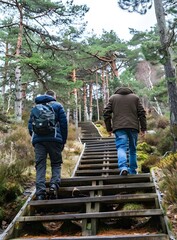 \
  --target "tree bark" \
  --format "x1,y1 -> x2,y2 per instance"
89,81 -> 93,121
105,70 -> 110,104
110,57 -> 119,78
83,83 -> 88,121
72,69 -> 78,138
15,3 -> 23,122
2,41 -> 9,112
95,71 -> 100,121
101,67 -> 107,108
154,0 -> 177,151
